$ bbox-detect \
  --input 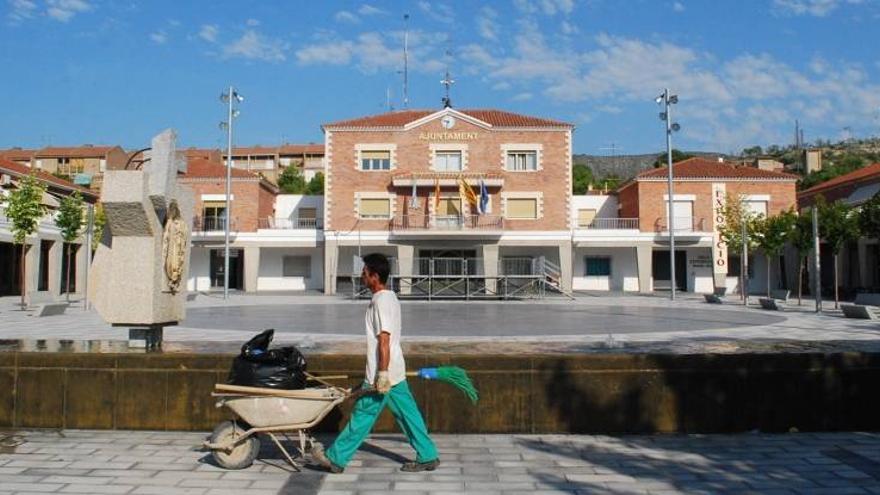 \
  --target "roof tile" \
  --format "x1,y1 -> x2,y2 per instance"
0,158 -> 98,199
323,108 -> 572,128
